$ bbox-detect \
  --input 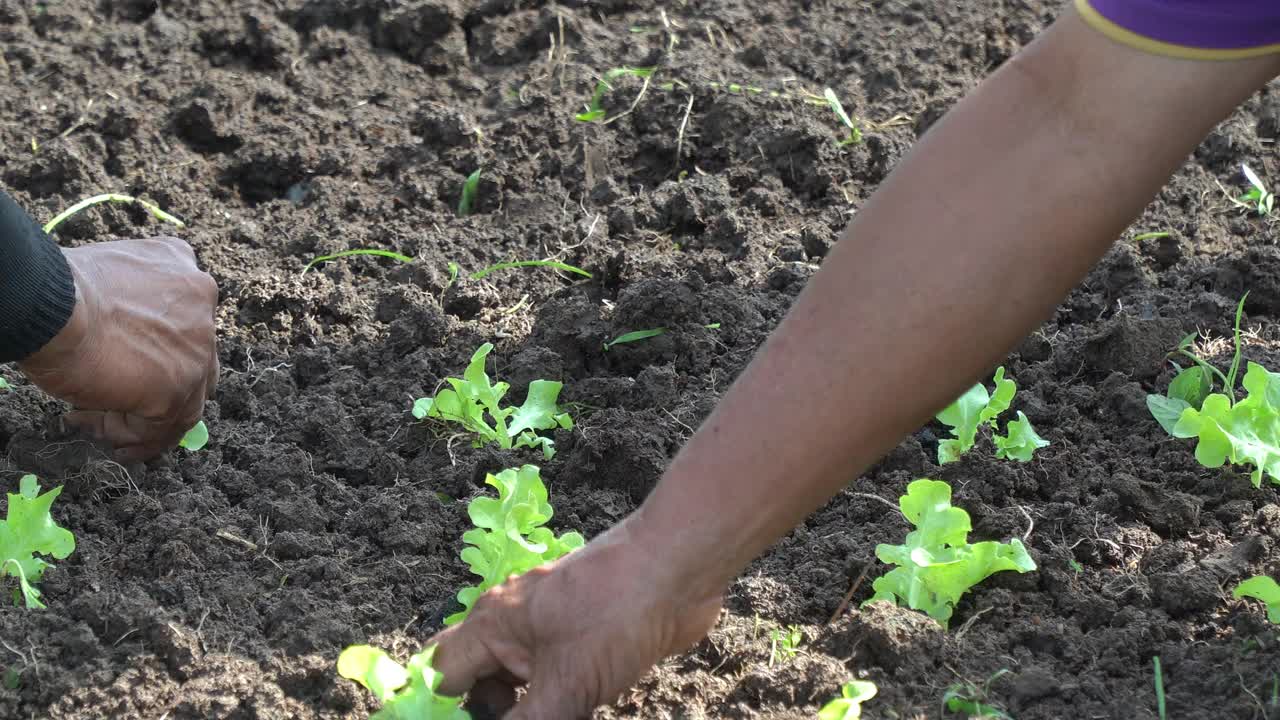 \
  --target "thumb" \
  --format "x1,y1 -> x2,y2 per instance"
505,672 -> 587,720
